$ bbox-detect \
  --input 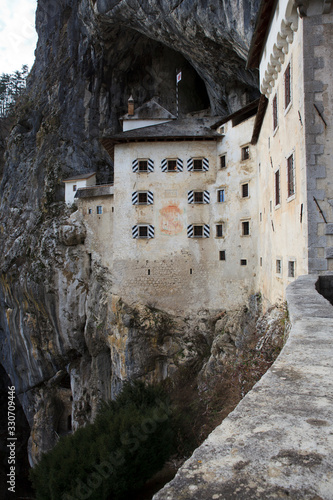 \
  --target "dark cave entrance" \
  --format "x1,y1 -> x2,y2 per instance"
98,27 -> 211,131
